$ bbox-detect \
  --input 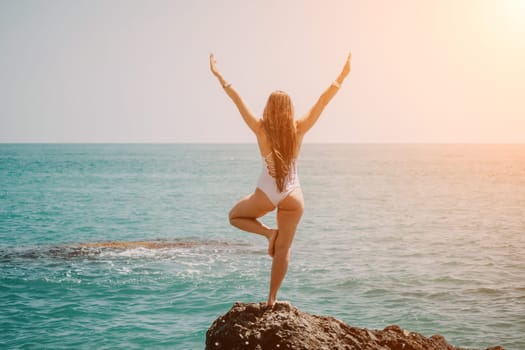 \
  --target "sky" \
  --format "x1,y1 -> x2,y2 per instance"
0,0 -> 524,143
